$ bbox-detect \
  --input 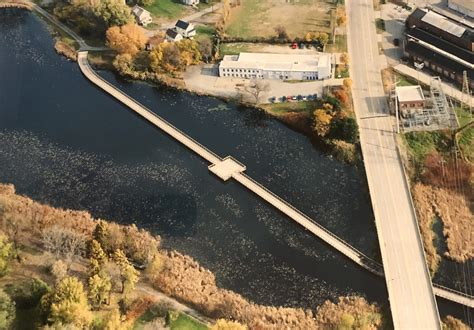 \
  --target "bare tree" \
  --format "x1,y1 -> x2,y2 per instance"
42,226 -> 85,268
245,79 -> 271,104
